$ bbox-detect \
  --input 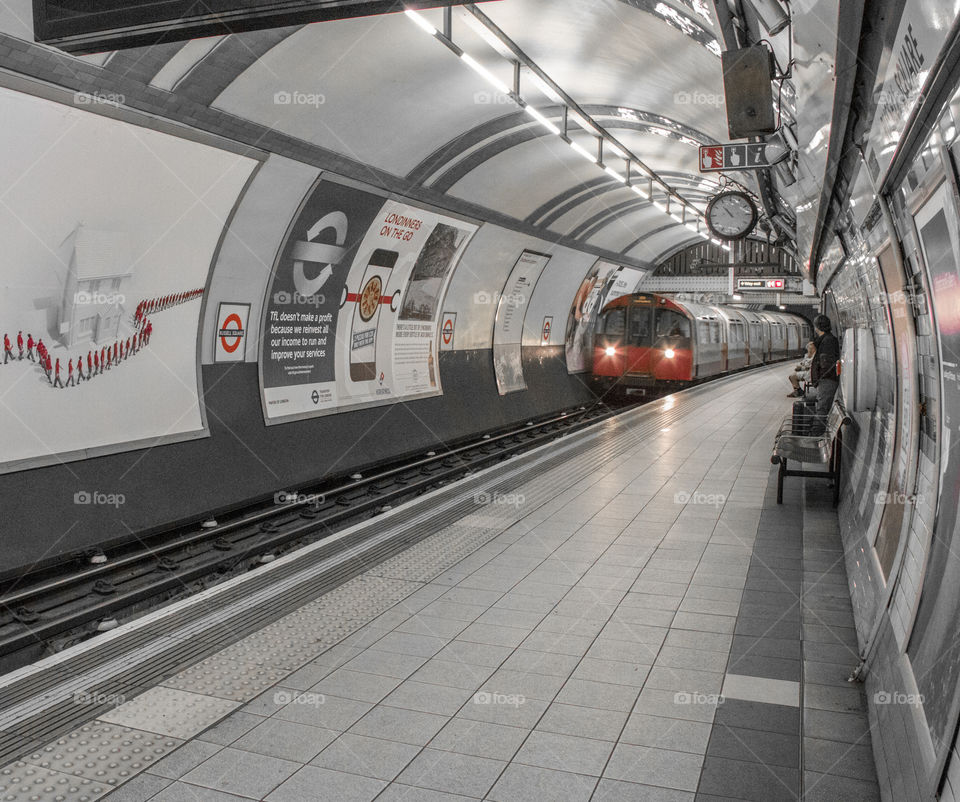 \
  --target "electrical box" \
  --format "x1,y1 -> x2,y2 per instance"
721,46 -> 777,139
